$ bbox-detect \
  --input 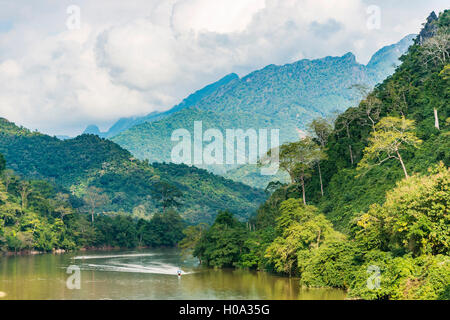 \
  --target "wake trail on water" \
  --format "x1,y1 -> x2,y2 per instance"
72,253 -> 191,275
84,263 -> 190,275
73,253 -> 156,260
